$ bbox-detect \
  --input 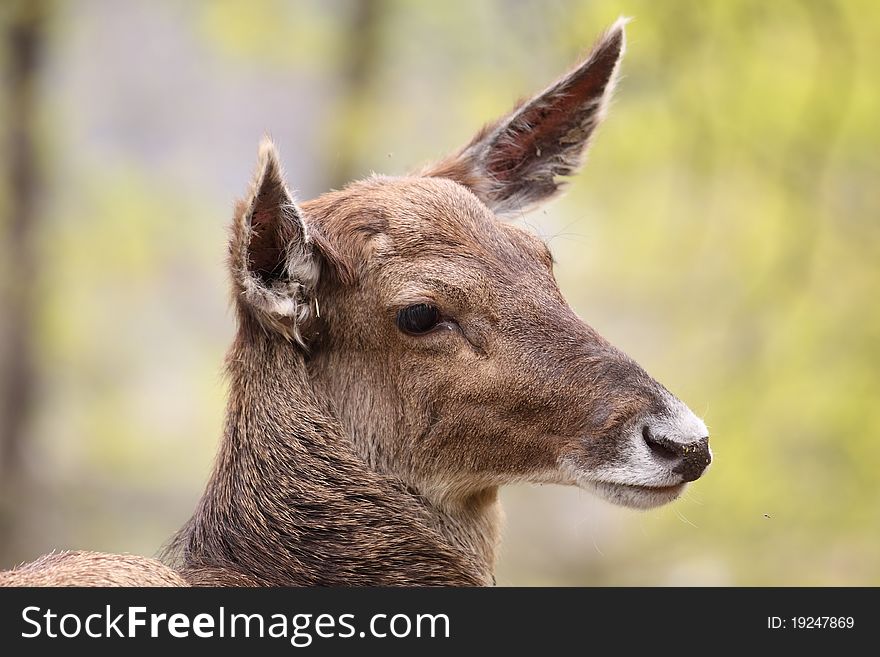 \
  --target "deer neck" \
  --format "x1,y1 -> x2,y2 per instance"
306,353 -> 504,584
175,316 -> 487,586
422,488 -> 503,583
